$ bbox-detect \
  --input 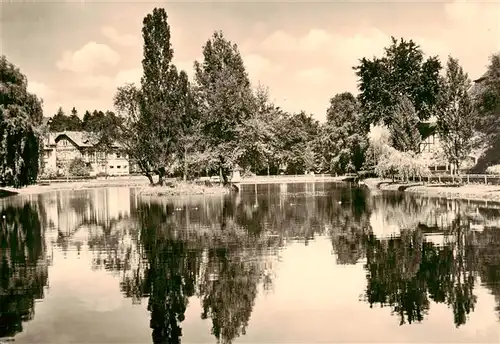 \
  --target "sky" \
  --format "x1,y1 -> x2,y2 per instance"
1,0 -> 499,122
